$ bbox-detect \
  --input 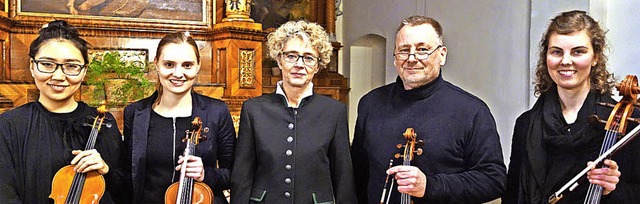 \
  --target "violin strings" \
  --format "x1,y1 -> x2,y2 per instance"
584,121 -> 619,204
